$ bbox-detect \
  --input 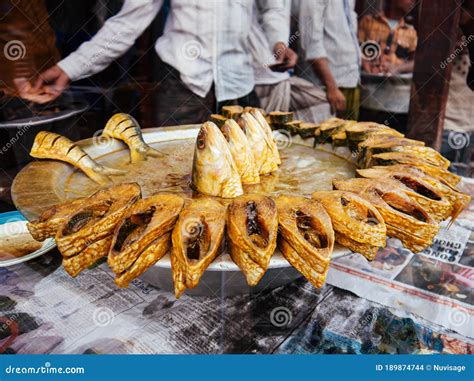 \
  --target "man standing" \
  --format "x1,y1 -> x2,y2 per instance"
35,0 -> 293,125
293,0 -> 361,120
